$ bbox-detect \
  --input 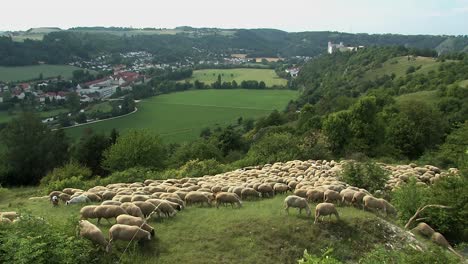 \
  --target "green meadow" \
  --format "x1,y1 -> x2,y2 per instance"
184,68 -> 288,87
0,64 -> 89,82
67,89 -> 298,142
